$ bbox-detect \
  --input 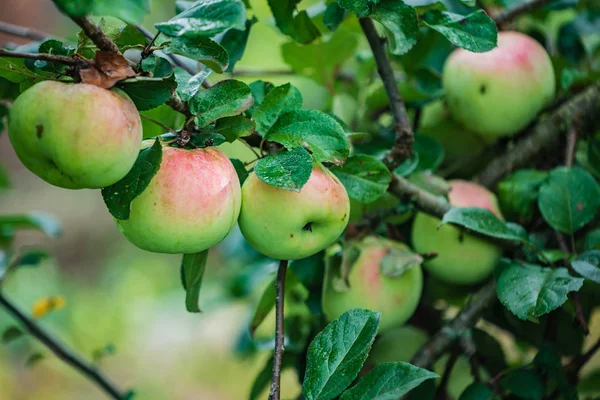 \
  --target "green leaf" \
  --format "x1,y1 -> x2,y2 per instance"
339,0 -> 380,17
371,0 -> 419,55
265,109 -> 350,166
51,0 -> 93,17
230,158 -> 249,185
248,80 -> 276,115
282,29 -> 358,86
413,134 -> 444,172
253,83 -> 303,136
25,352 -> 45,368
0,58 -> 39,83
92,343 -> 117,363
422,10 -> 497,53
496,260 -> 584,320
220,17 -> 257,72
440,208 -> 529,244
254,147 -> 313,192
572,250 -> 600,283
379,247 -> 423,279
117,77 -> 176,111
155,0 -> 246,38
52,0 -> 150,23
0,212 -> 61,237
534,345 -> 577,400
212,115 -> 256,142
267,0 -> 321,44
101,139 -> 163,220
340,362 -> 438,400
14,250 -> 50,267
174,67 -> 212,102
538,166 -> 600,234
472,329 -> 507,376
2,326 -> 24,344
181,250 -> 209,313
302,309 -> 381,400
330,155 -> 391,204
190,79 -> 253,126
458,382 -> 496,400
34,40 -> 73,72
499,369 -> 543,400
141,55 -> 173,78
160,35 -> 229,73
497,170 -> 548,223
324,2 -> 347,31
187,133 -> 227,148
